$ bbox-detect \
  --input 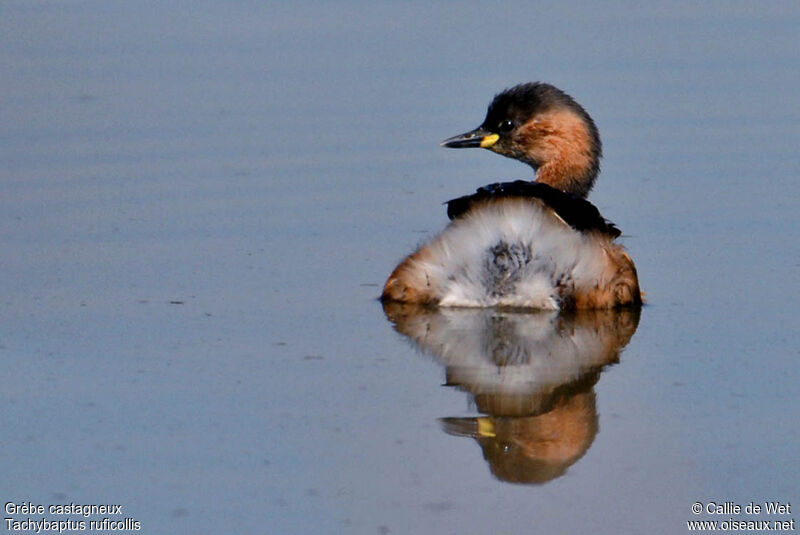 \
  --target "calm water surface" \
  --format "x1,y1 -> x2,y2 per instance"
1,2 -> 798,533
